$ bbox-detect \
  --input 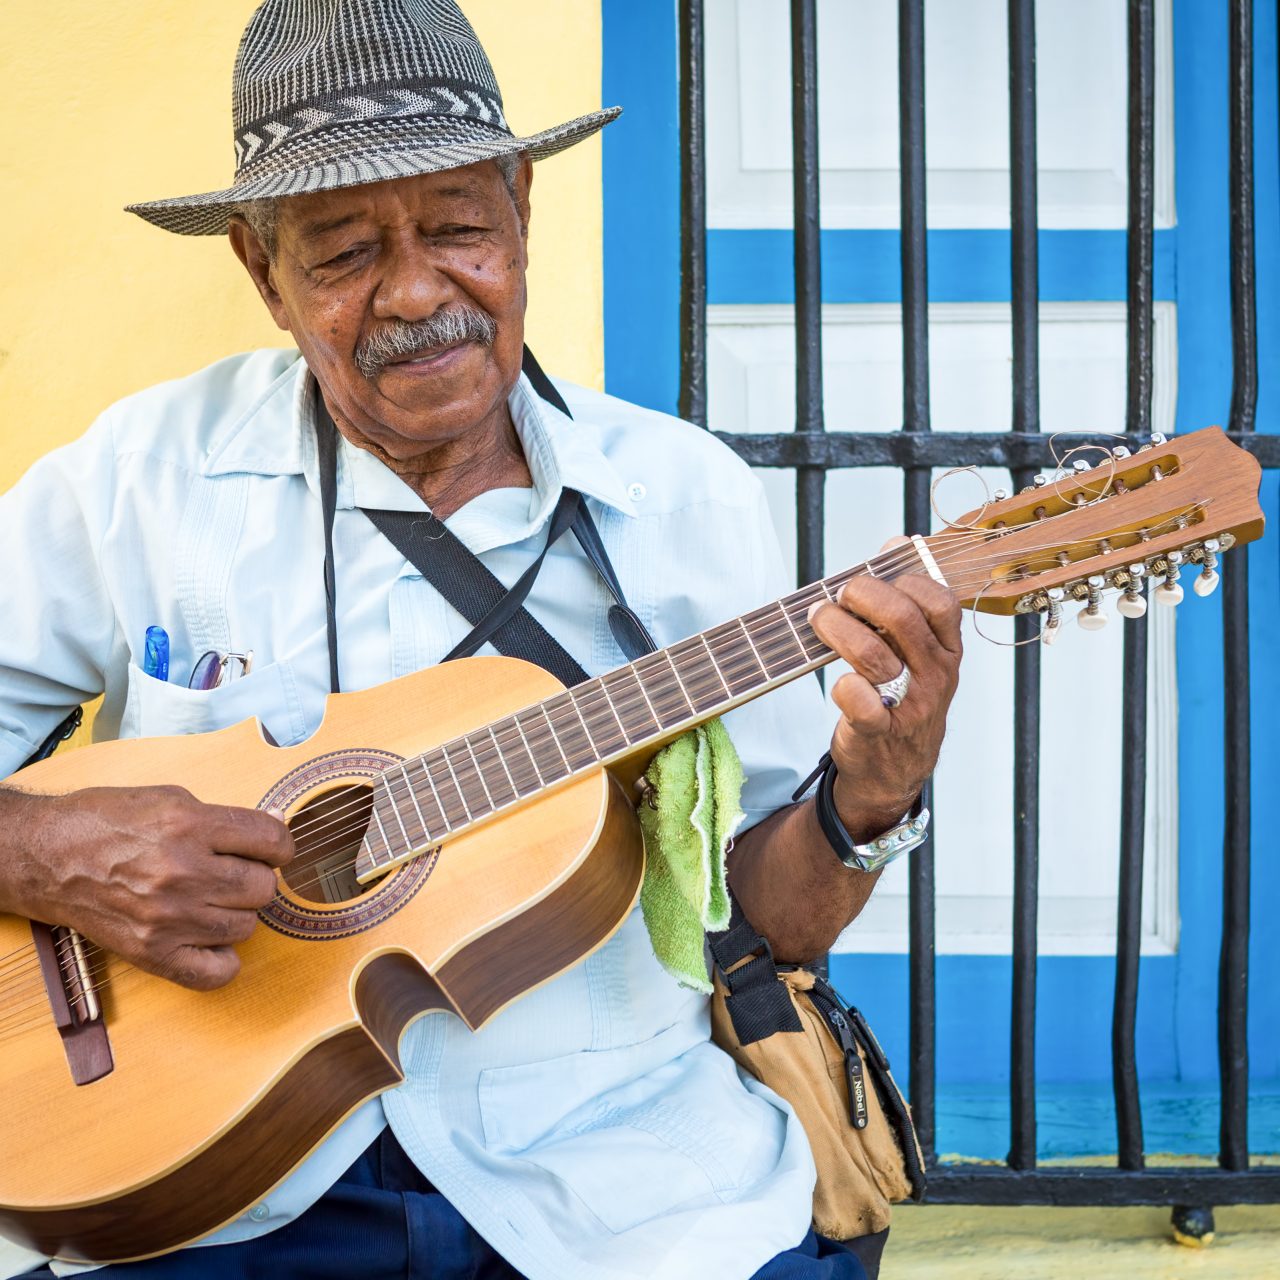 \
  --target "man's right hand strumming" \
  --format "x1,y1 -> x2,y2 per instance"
0,785 -> 293,990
